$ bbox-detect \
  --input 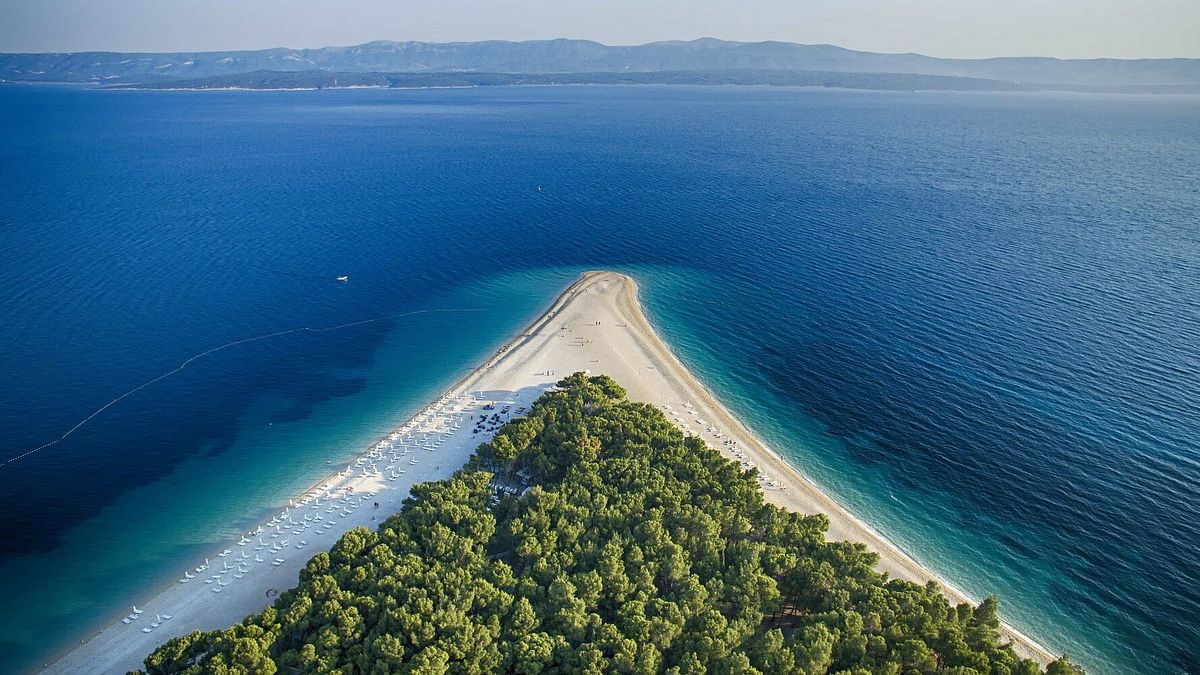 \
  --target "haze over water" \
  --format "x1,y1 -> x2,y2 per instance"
0,85 -> 1197,674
